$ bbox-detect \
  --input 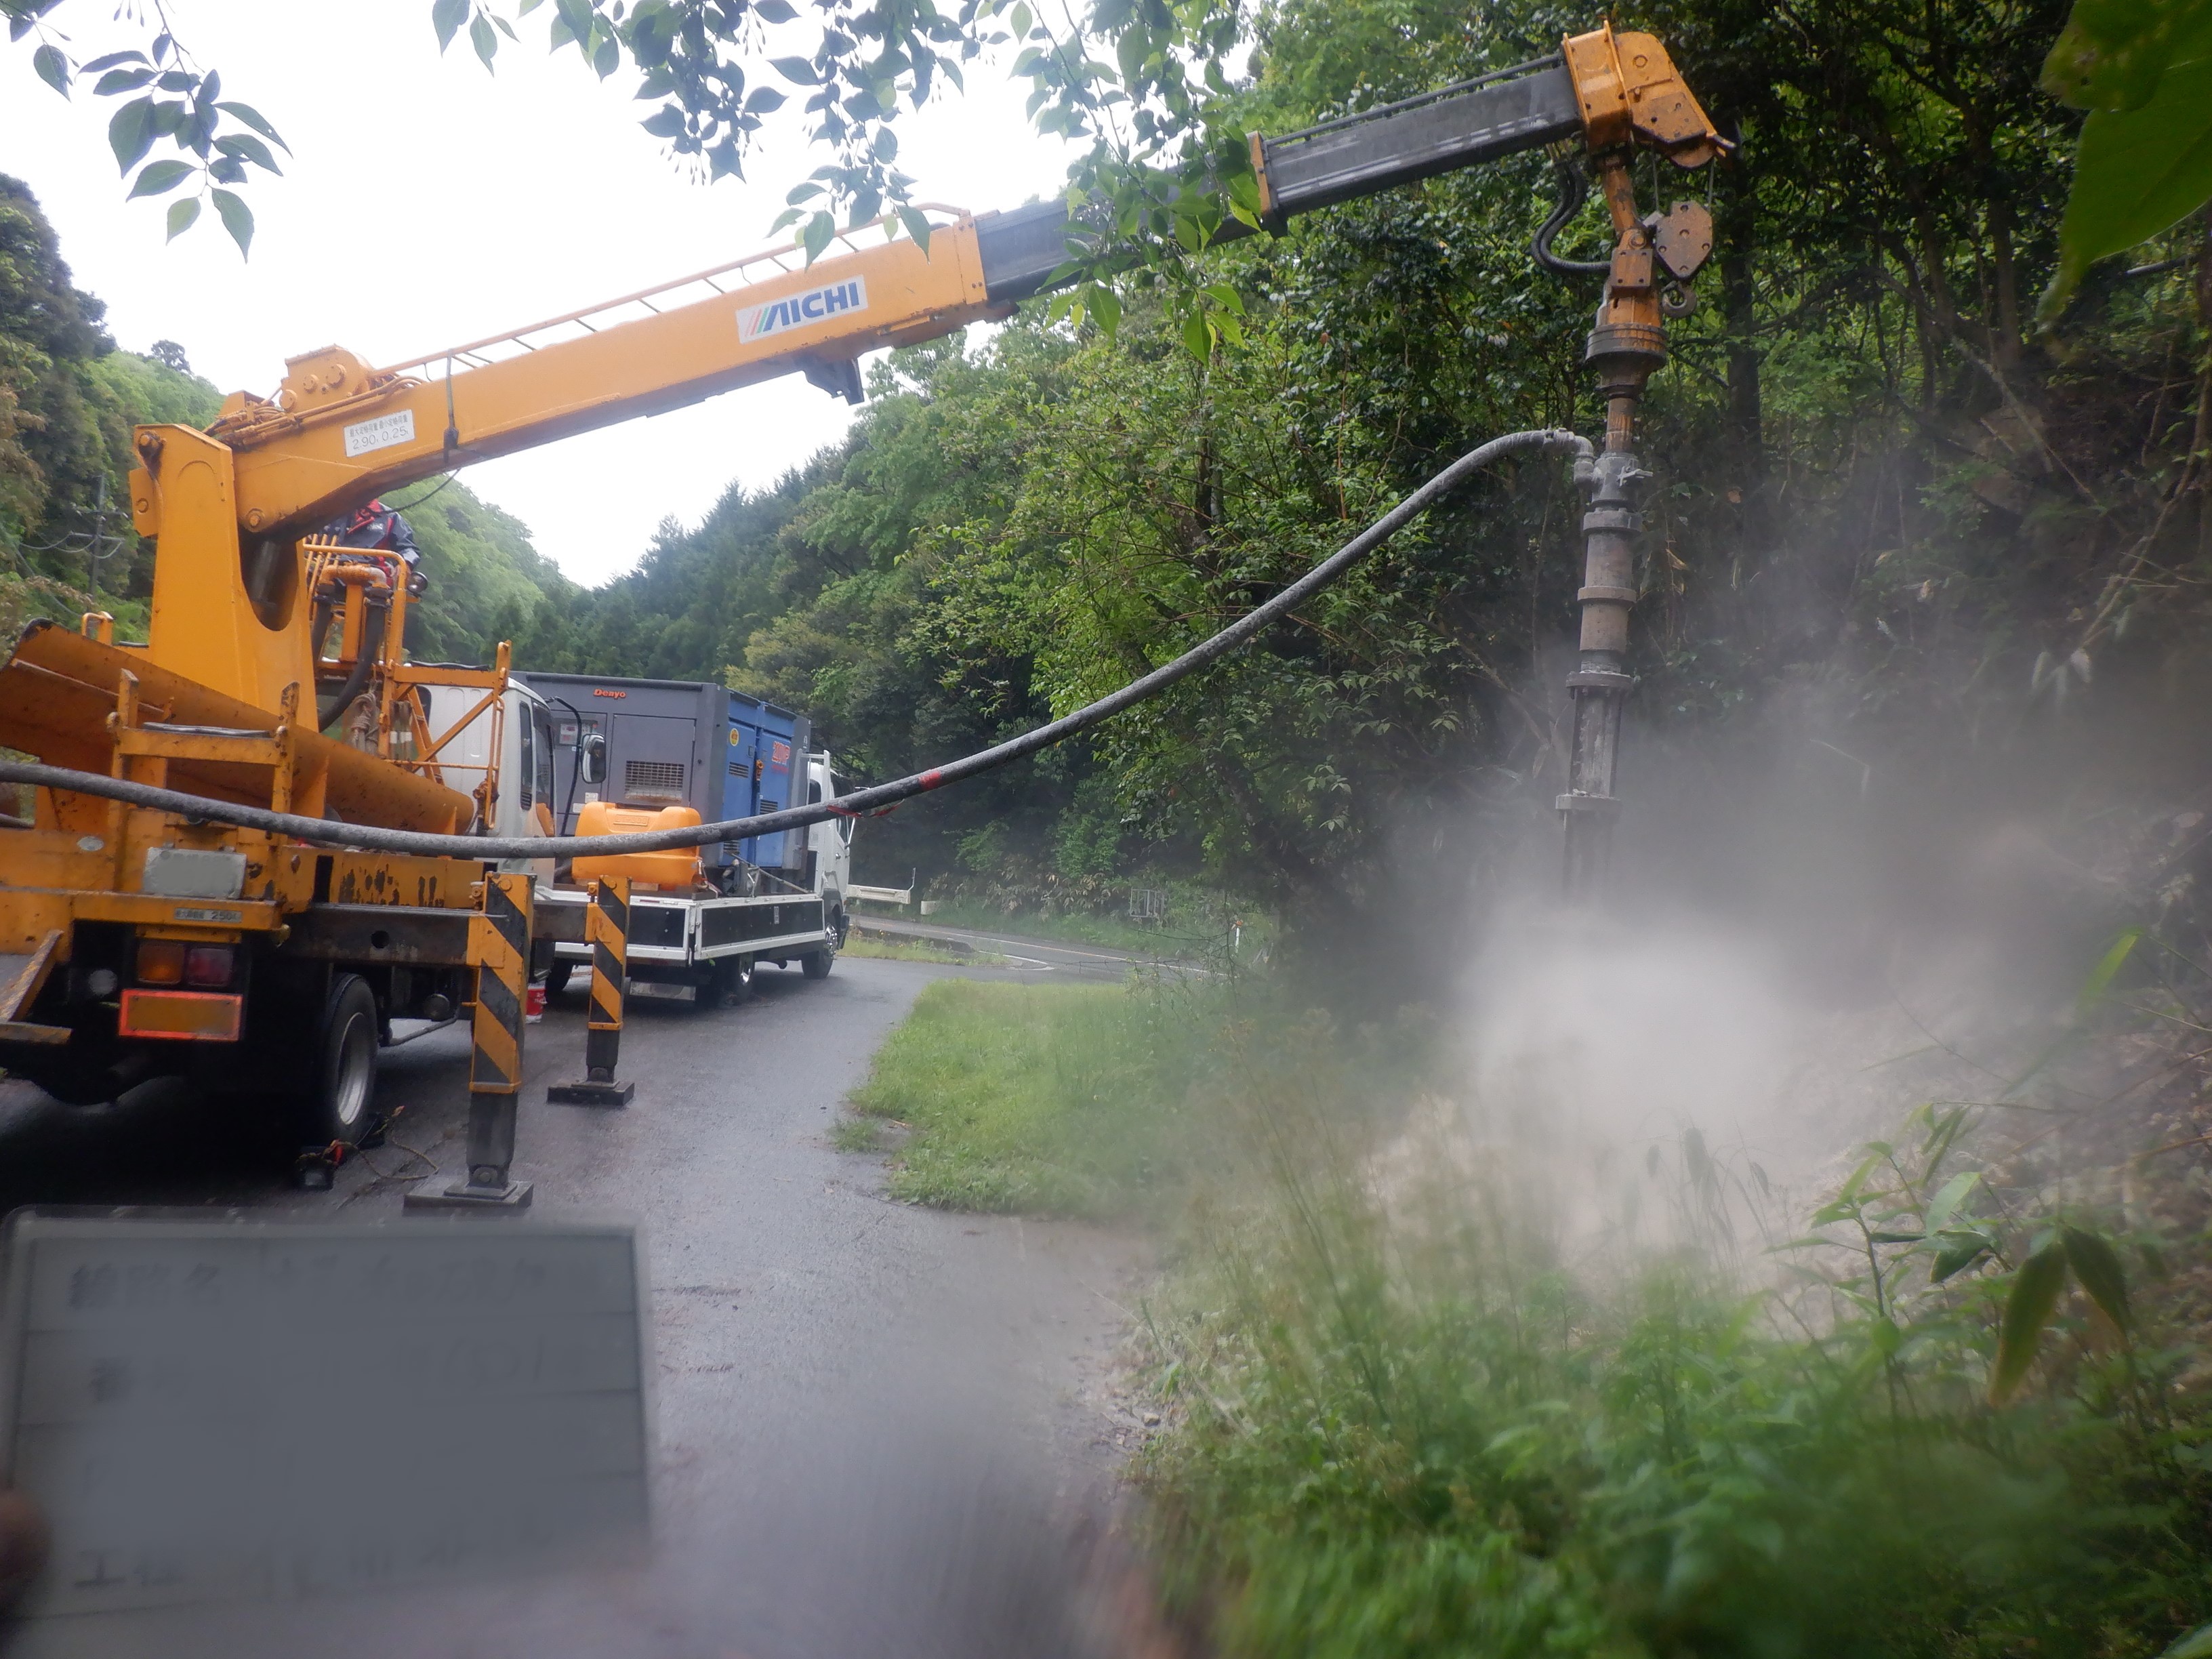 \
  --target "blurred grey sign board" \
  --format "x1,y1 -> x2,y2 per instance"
0,1212 -> 651,1619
